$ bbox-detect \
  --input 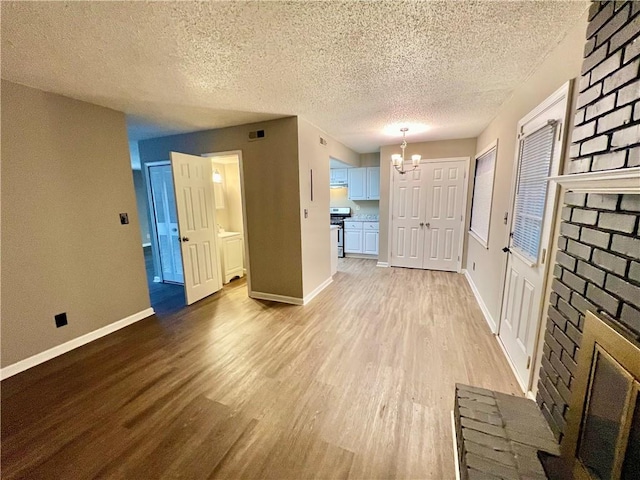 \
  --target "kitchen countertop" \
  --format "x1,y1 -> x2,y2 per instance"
348,215 -> 379,221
